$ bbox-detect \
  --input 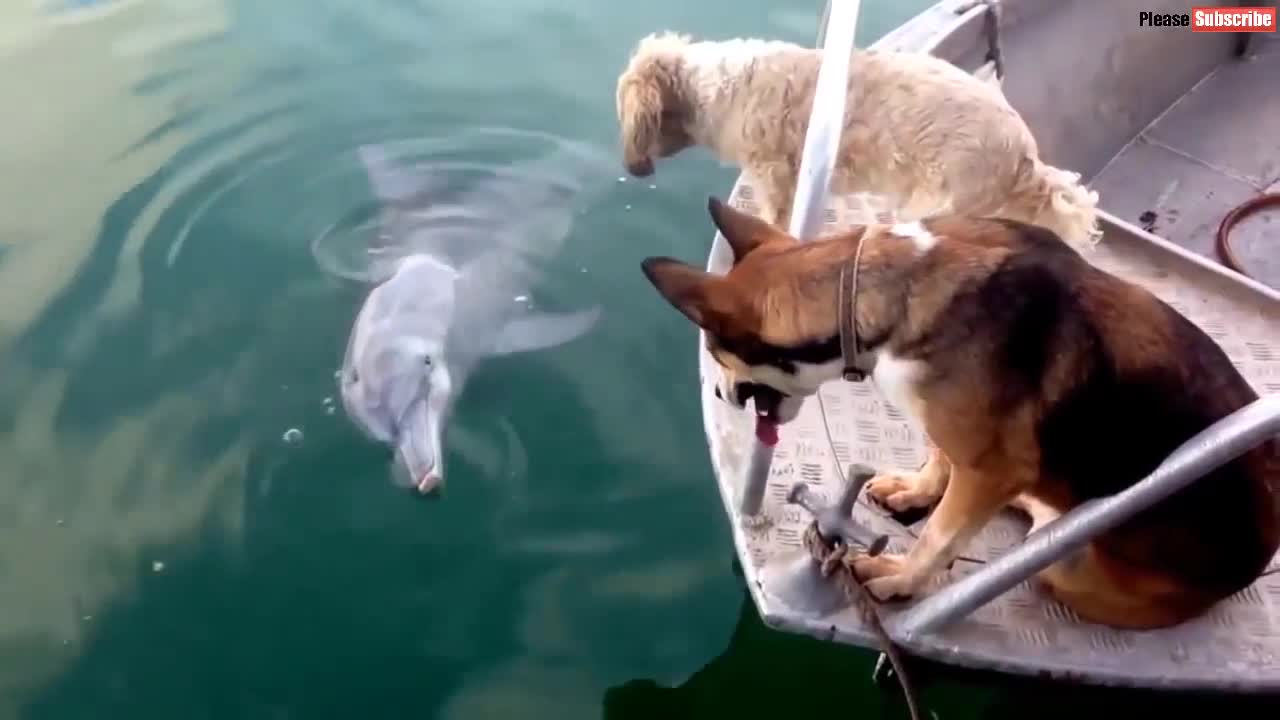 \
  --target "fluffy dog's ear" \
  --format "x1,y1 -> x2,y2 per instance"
616,74 -> 663,177
707,196 -> 795,263
640,256 -> 735,333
